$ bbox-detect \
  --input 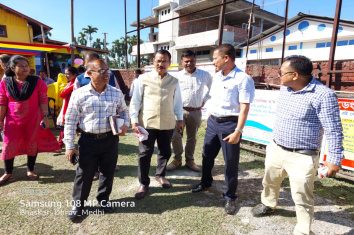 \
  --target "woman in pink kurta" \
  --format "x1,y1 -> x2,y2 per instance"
0,55 -> 58,185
